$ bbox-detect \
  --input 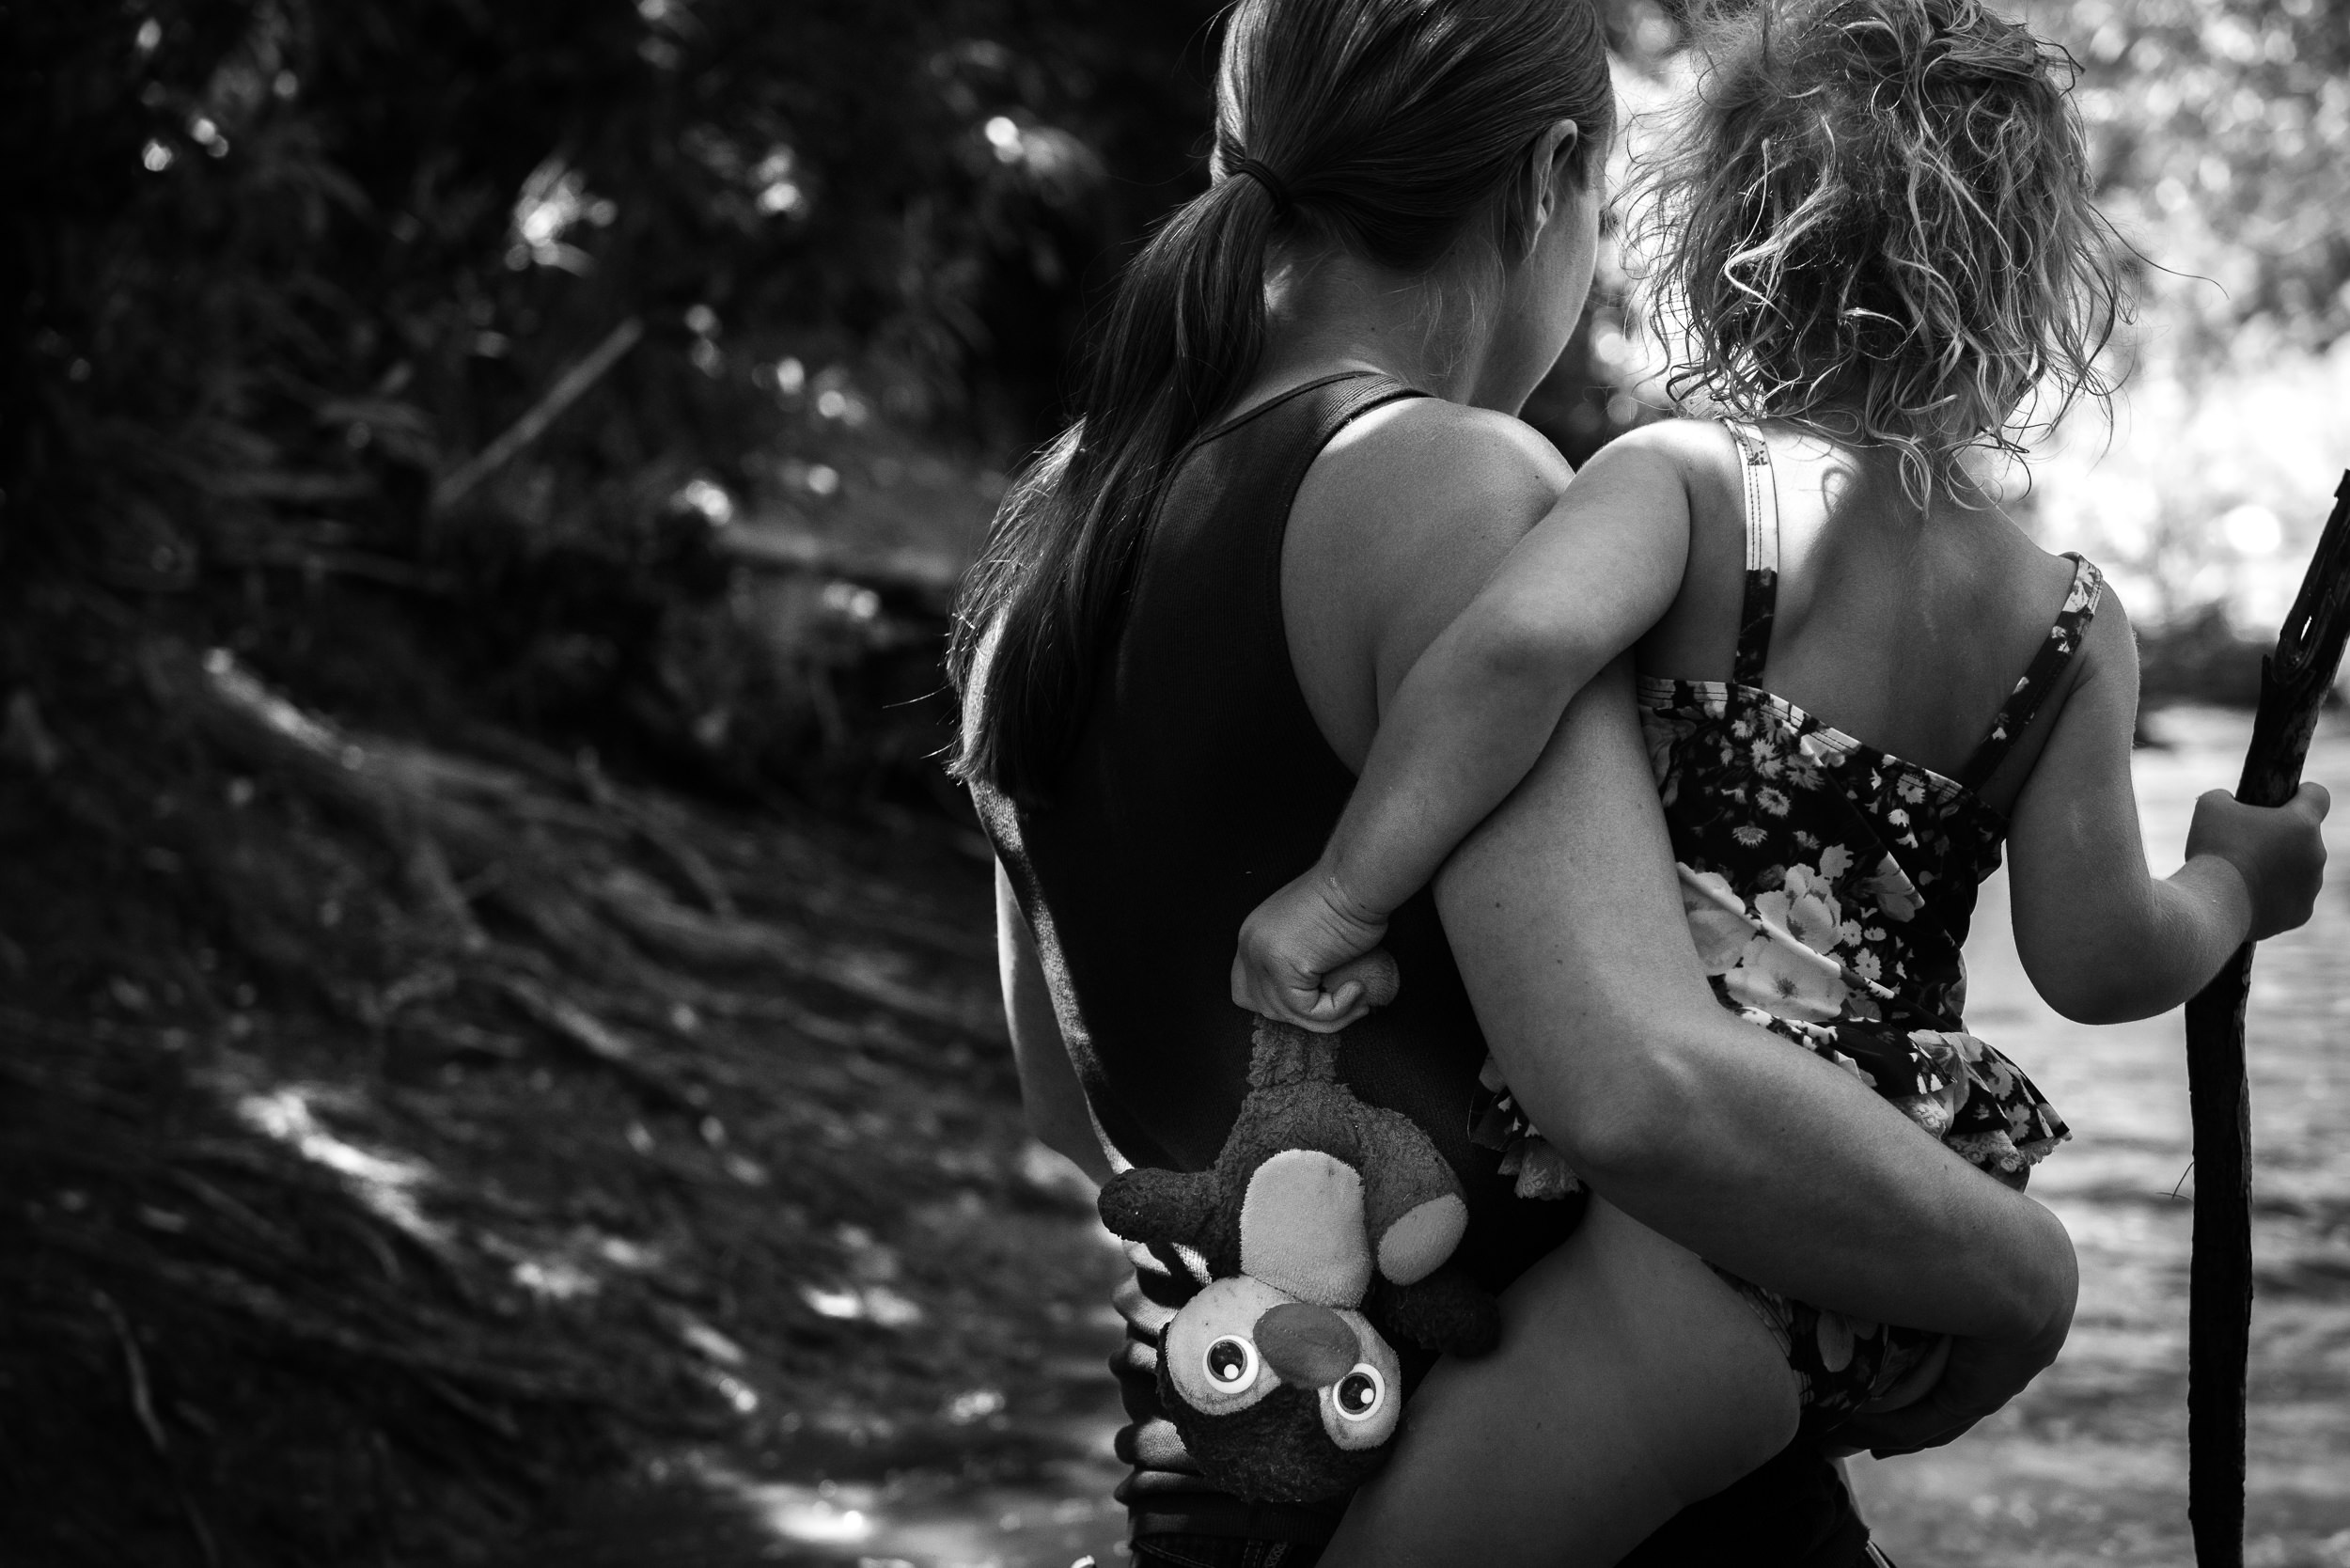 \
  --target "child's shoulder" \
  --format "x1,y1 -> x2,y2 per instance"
1584,416 -> 1746,489
2060,553 -> 2134,681
1570,417 -> 1751,534
1954,521 -> 2136,760
1606,416 -> 1740,456
1936,485 -> 2117,635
